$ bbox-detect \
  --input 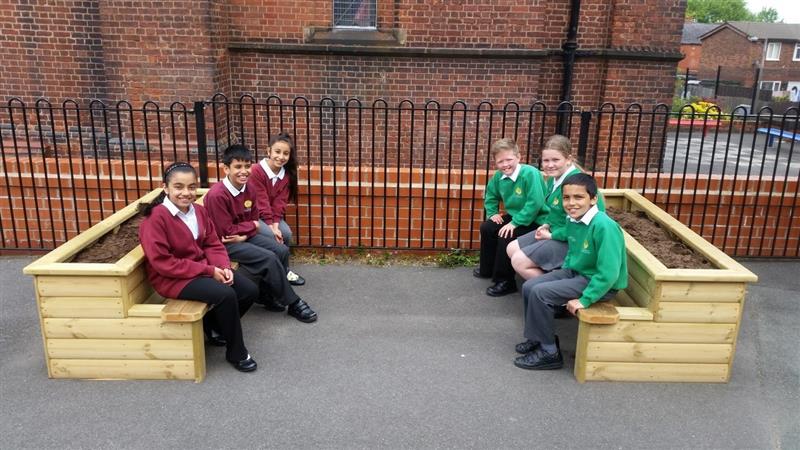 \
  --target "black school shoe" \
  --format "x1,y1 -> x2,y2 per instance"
472,267 -> 491,279
515,336 -> 559,355
229,355 -> 258,372
486,280 -> 517,297
287,299 -> 317,323
513,339 -> 563,370
205,333 -> 227,347
287,270 -> 306,286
